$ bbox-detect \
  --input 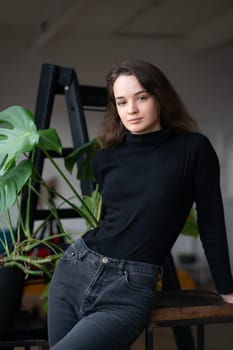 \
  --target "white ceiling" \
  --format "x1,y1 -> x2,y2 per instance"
1,0 -> 233,52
